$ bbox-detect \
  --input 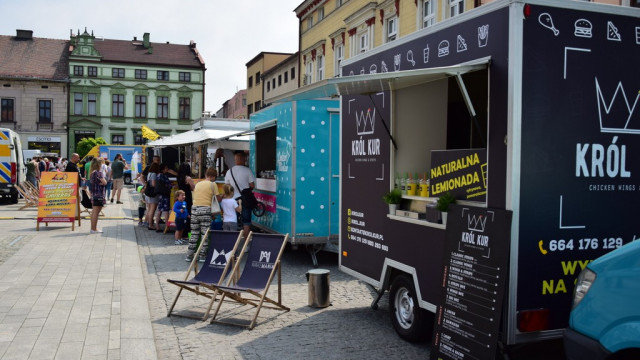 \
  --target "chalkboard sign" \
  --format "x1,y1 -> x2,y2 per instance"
430,205 -> 512,360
